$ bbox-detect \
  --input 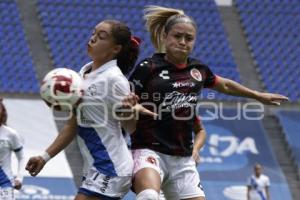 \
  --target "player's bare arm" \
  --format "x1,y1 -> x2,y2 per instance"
212,76 -> 289,105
